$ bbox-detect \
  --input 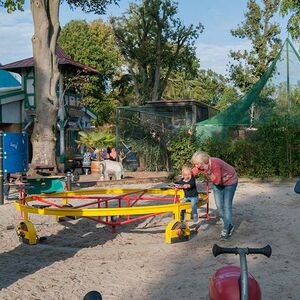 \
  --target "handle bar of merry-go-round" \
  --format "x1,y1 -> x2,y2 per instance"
212,244 -> 272,300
